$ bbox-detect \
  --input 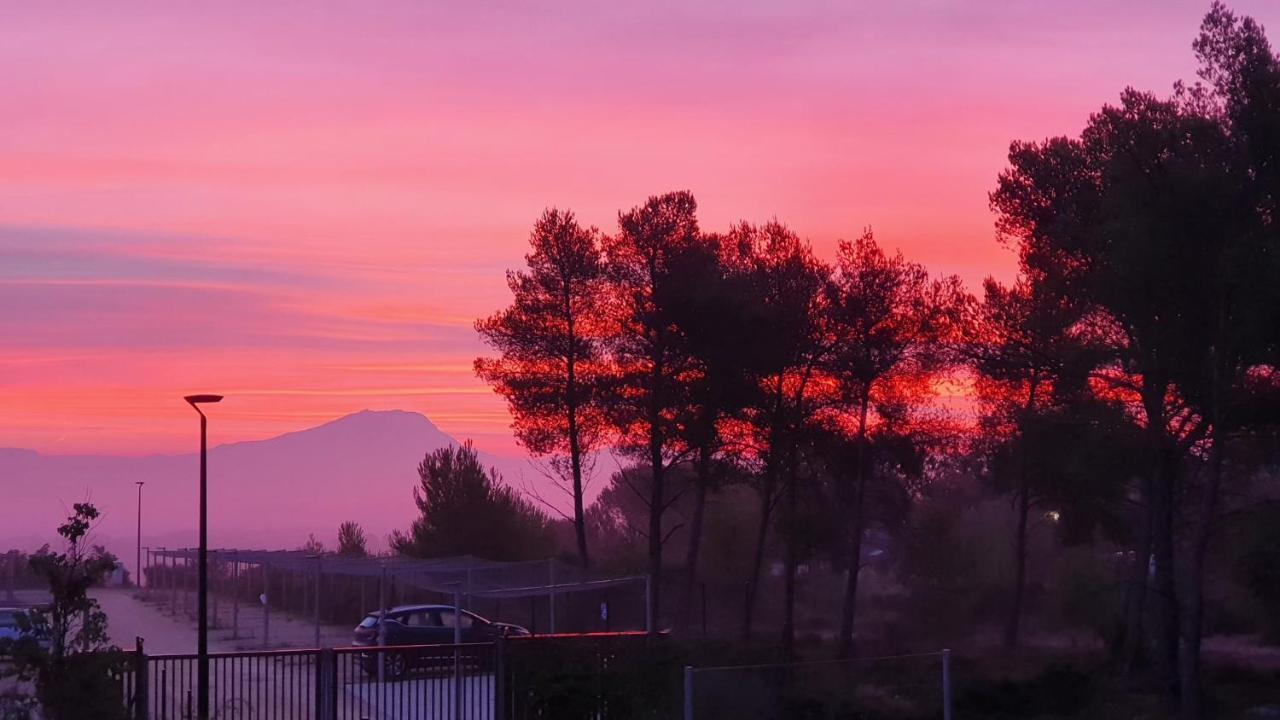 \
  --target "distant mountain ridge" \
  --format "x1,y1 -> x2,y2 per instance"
0,410 -> 527,576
